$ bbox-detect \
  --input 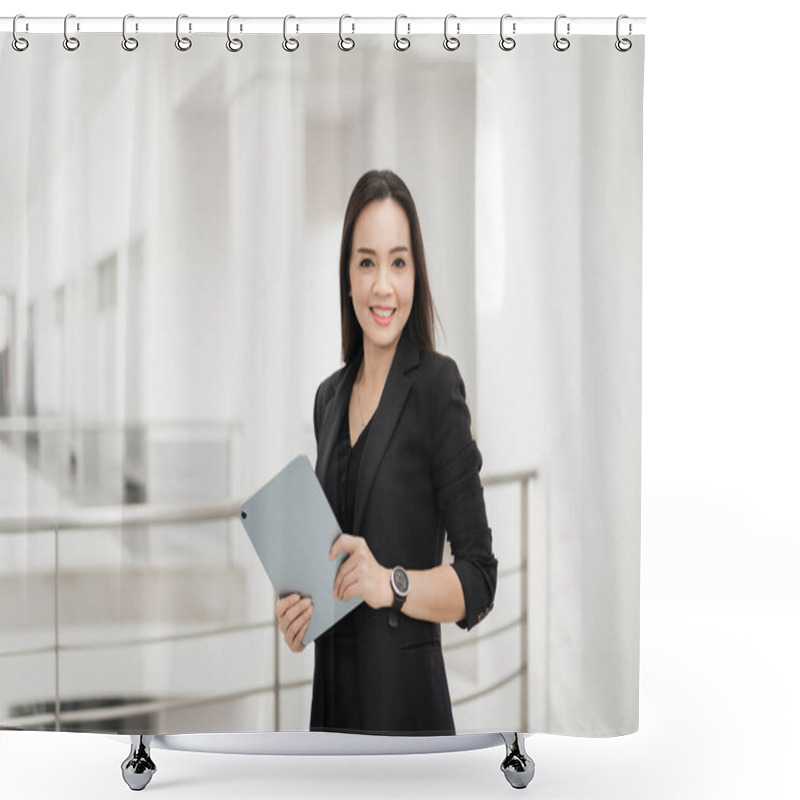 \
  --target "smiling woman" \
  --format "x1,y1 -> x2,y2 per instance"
275,170 -> 498,735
